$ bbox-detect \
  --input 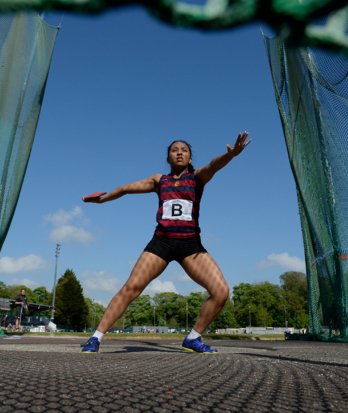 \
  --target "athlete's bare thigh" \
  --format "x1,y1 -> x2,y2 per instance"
181,252 -> 228,295
123,251 -> 168,294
